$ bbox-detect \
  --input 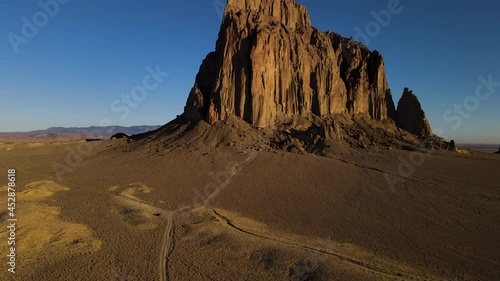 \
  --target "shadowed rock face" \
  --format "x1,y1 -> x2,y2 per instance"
184,0 -> 396,127
396,88 -> 433,137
